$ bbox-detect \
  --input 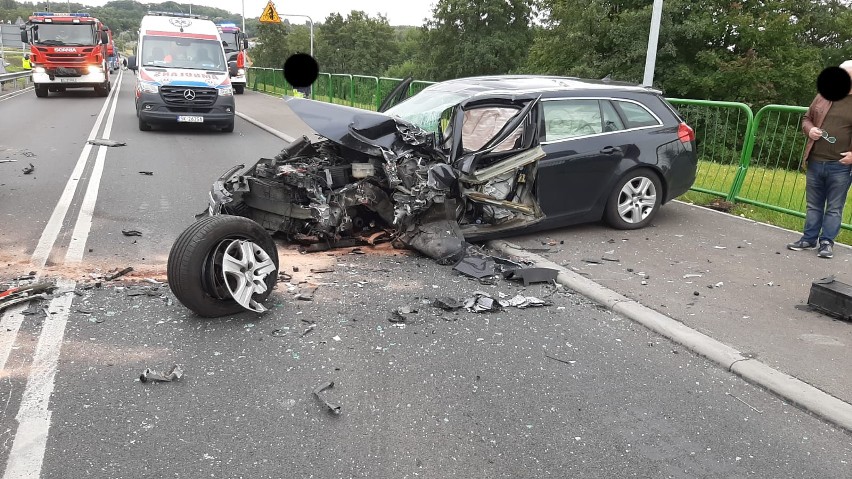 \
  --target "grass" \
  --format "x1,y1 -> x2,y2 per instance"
679,160 -> 852,245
